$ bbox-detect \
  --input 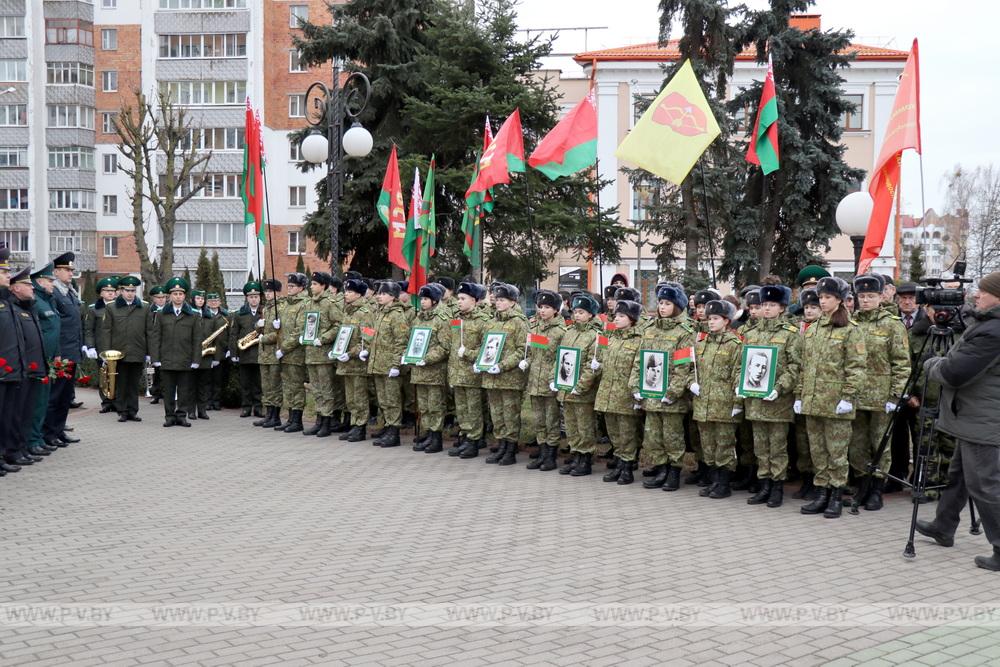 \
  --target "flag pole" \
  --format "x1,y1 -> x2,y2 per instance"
261,161 -> 279,316
698,161 -> 718,288
595,157 -> 604,299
